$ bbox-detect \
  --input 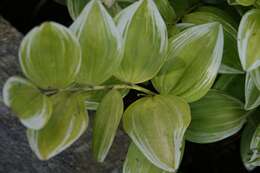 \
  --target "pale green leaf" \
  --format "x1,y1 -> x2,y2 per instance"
153,0 -> 176,25
71,0 -> 123,85
27,92 -> 88,160
152,23 -> 224,102
123,95 -> 191,172
92,89 -> 123,162
115,0 -> 168,84
186,90 -> 248,144
245,73 -> 260,110
3,77 -> 52,130
19,22 -> 81,90
238,9 -> 260,71
67,0 -> 90,20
